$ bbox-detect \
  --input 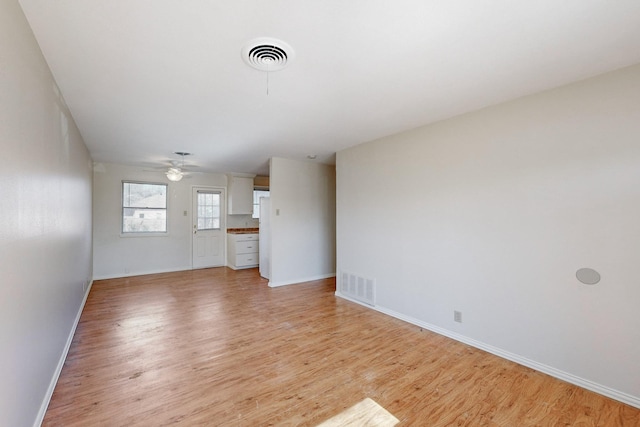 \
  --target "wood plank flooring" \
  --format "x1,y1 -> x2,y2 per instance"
43,268 -> 639,426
